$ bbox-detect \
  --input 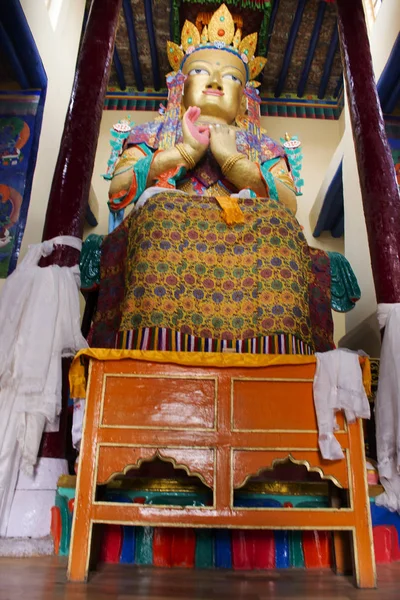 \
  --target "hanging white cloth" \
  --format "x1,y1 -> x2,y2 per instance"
375,303 -> 400,512
313,349 -> 370,460
0,236 -> 87,535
